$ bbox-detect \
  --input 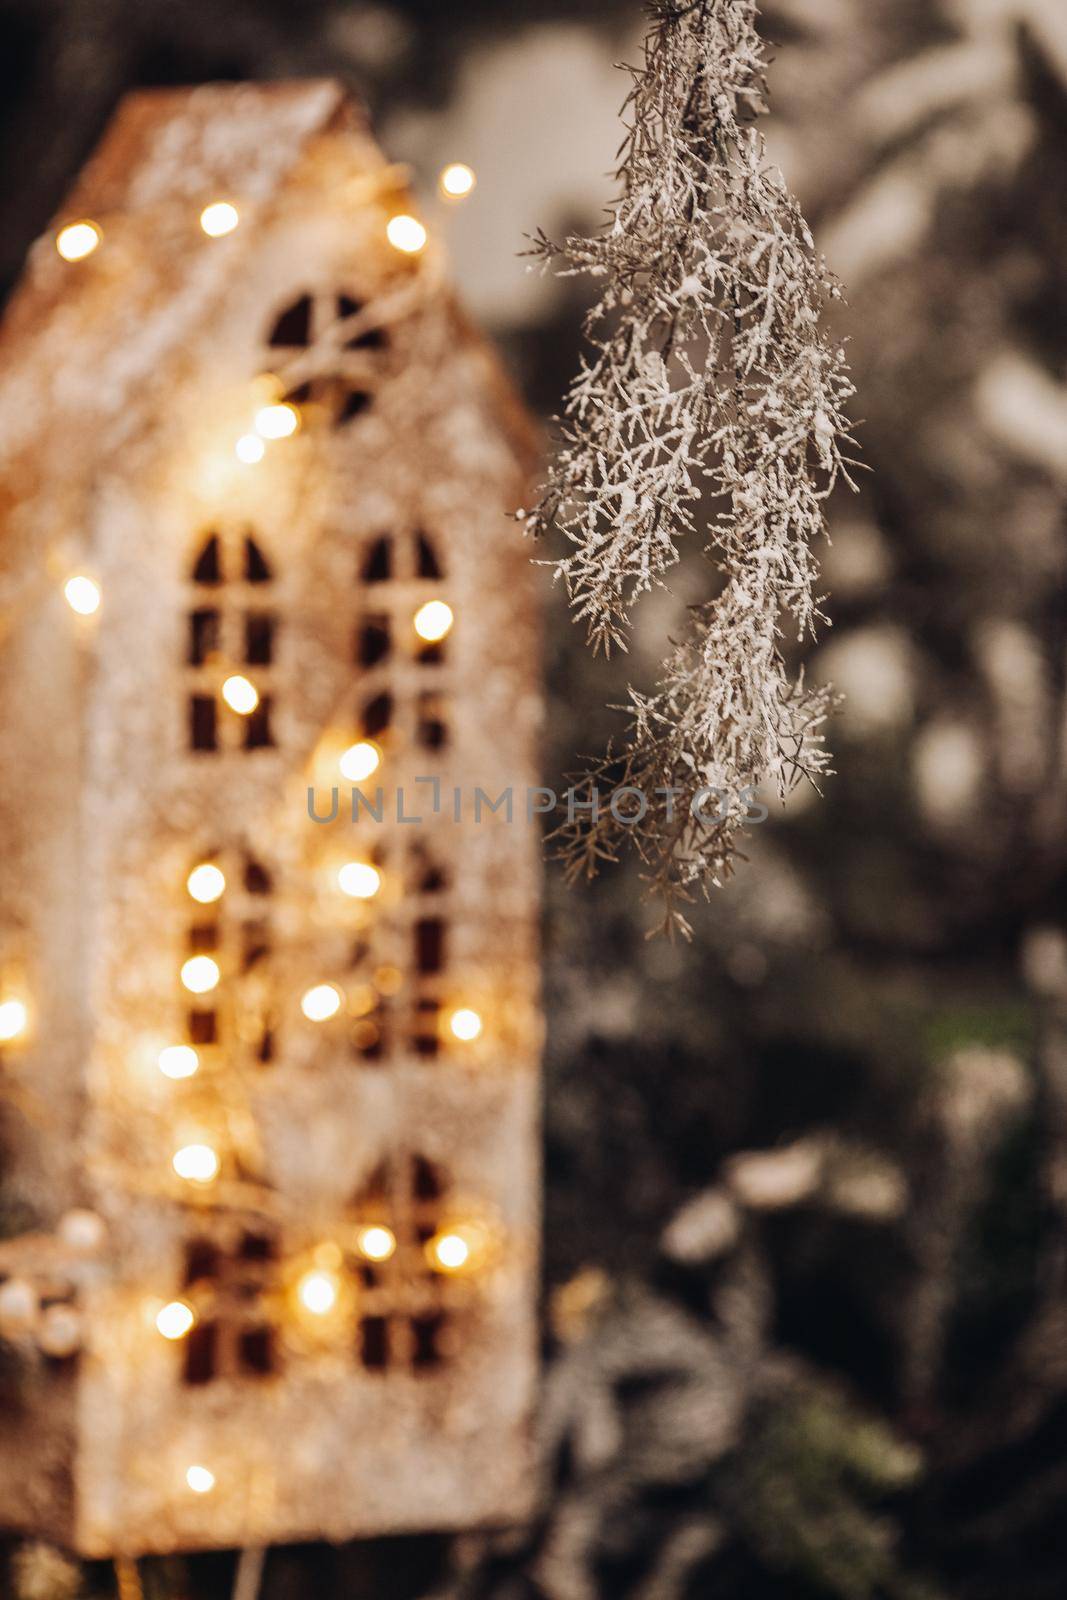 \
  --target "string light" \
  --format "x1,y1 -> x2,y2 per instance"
222,674 -> 259,715
0,999 -> 28,1042
352,1019 -> 379,1051
449,1007 -> 483,1042
39,1305 -> 81,1359
355,1225 -> 396,1263
181,956 -> 220,994
386,214 -> 427,255
428,1231 -> 471,1273
172,1144 -> 220,1184
58,1209 -> 106,1253
156,1300 -> 196,1340
339,740 -> 381,782
235,434 -> 265,465
301,983 -> 342,1022
56,221 -> 101,261
255,403 -> 299,440
199,201 -> 240,237
158,1044 -> 199,1080
349,983 -> 376,1018
440,163 -> 476,199
186,863 -> 225,904
413,600 -> 453,642
337,861 -> 381,899
186,1465 -> 215,1494
64,575 -> 101,616
297,1268 -> 339,1315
